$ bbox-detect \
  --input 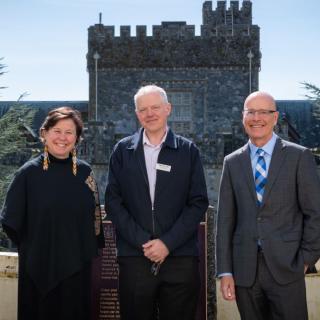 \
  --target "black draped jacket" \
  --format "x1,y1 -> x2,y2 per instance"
0,153 -> 104,296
